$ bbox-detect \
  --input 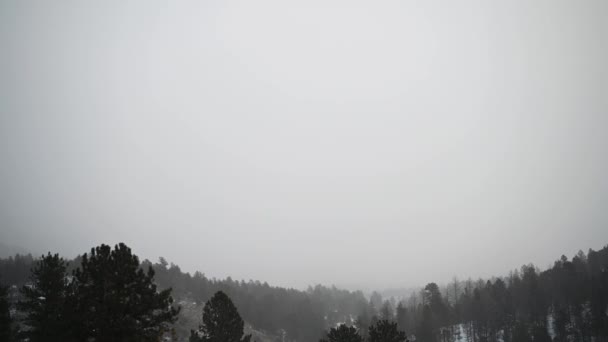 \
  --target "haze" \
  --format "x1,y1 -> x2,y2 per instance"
1,0 -> 607,291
